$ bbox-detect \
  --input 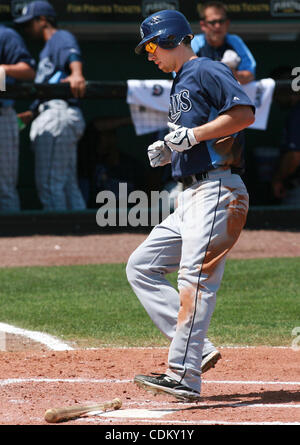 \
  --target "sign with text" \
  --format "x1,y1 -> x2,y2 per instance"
1,0 -> 300,23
